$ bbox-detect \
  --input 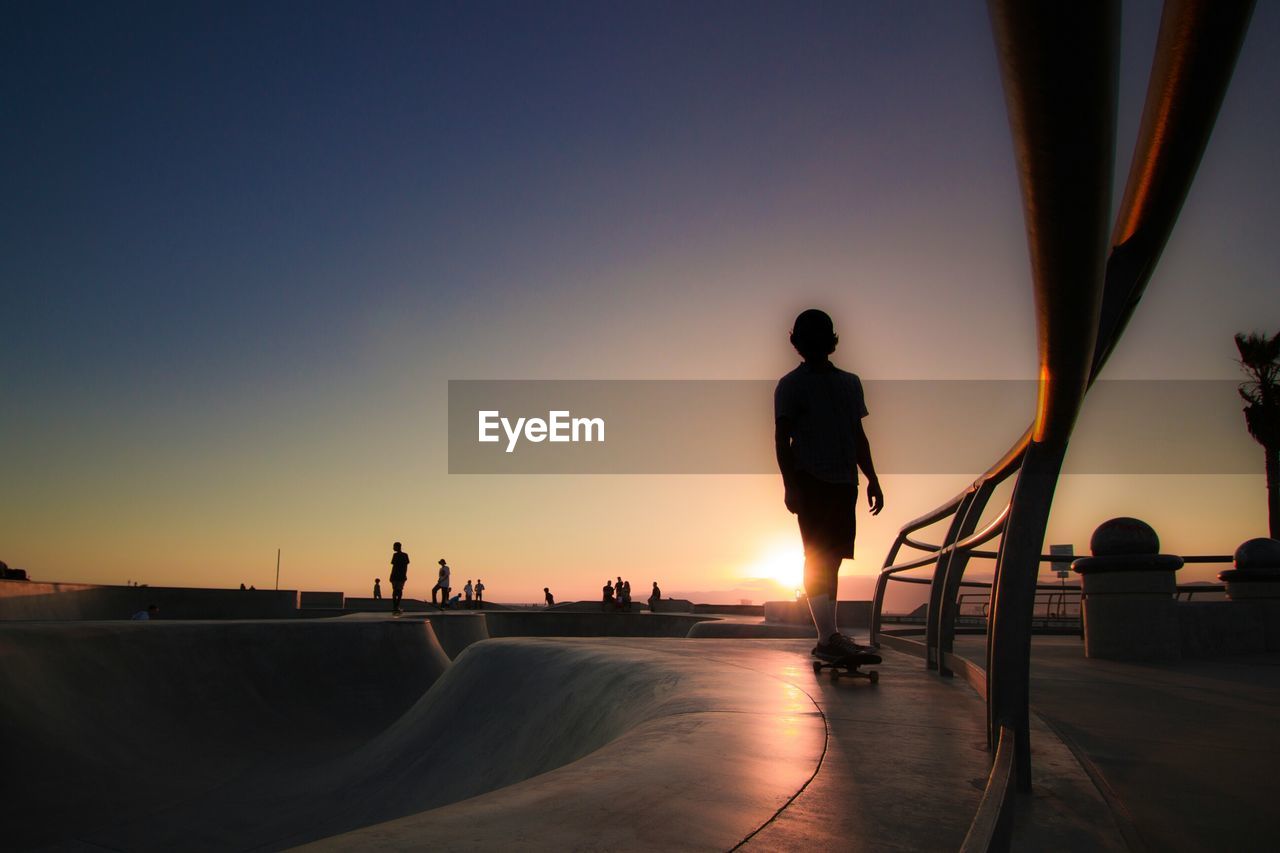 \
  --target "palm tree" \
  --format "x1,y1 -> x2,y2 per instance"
1235,331 -> 1280,537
